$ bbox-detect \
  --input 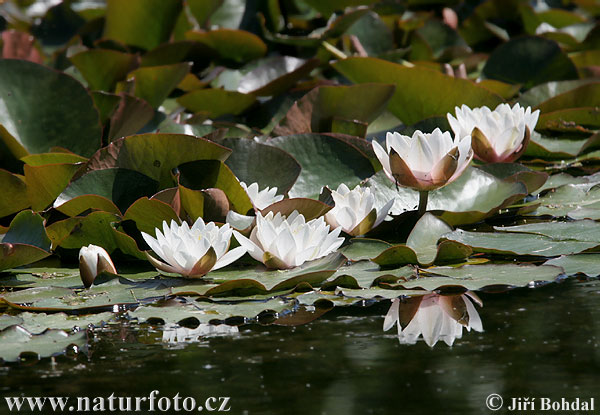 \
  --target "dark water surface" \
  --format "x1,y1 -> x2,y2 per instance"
2,278 -> 600,415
